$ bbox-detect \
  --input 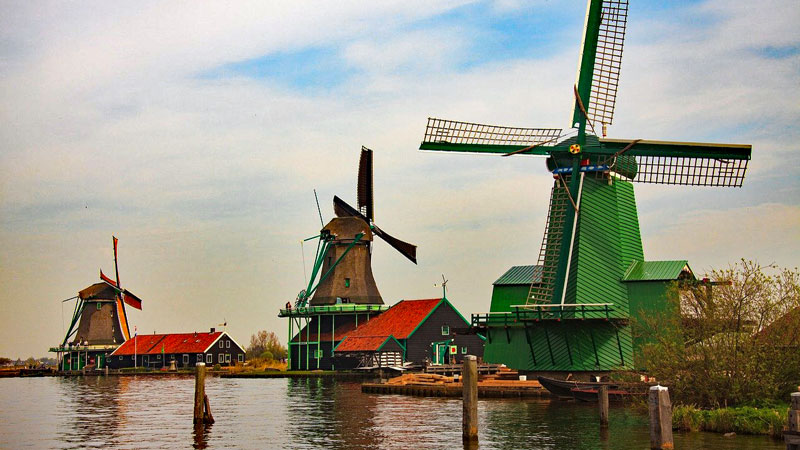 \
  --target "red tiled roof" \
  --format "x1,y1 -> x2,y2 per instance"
111,332 -> 224,355
341,299 -> 442,340
335,336 -> 393,352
